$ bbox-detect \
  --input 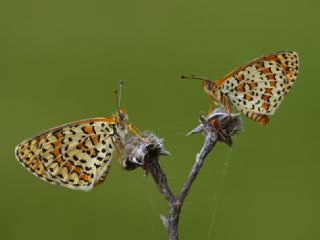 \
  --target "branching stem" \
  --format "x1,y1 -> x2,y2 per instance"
126,108 -> 242,240
146,115 -> 220,240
